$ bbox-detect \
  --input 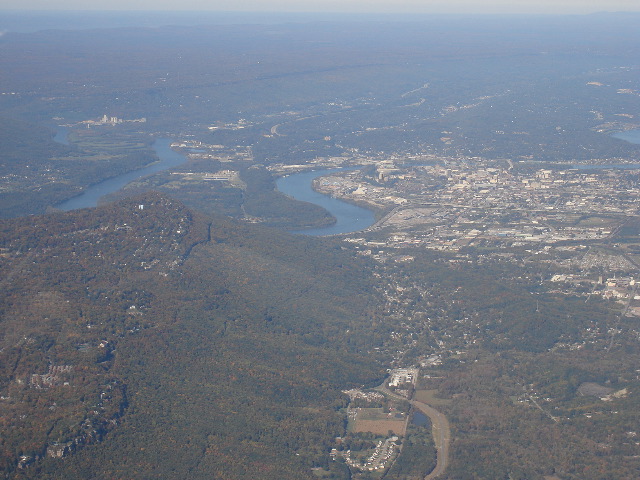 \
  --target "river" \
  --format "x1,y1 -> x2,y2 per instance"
571,129 -> 640,170
53,126 -> 70,146
55,138 -> 186,211
612,129 -> 640,145
54,134 -> 374,236
276,169 -> 375,236
412,410 -> 429,427
53,128 -> 639,228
